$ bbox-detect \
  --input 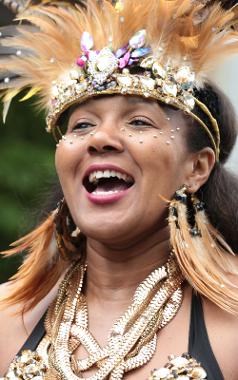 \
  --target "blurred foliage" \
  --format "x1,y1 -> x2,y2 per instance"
0,97 -> 55,283
0,2 -> 58,284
